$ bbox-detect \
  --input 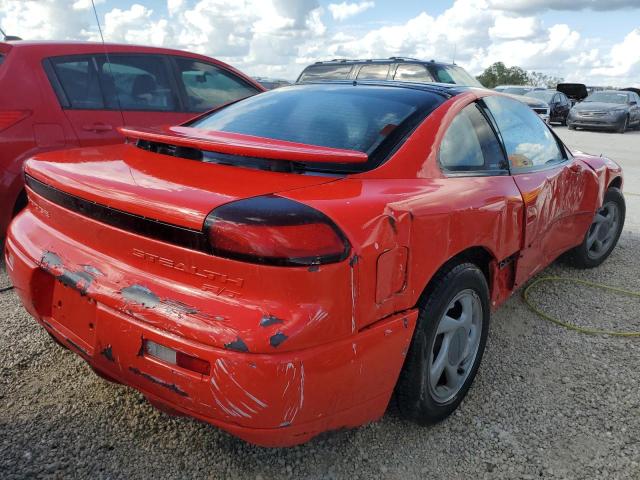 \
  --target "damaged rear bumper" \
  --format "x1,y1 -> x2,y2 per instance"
5,210 -> 418,447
